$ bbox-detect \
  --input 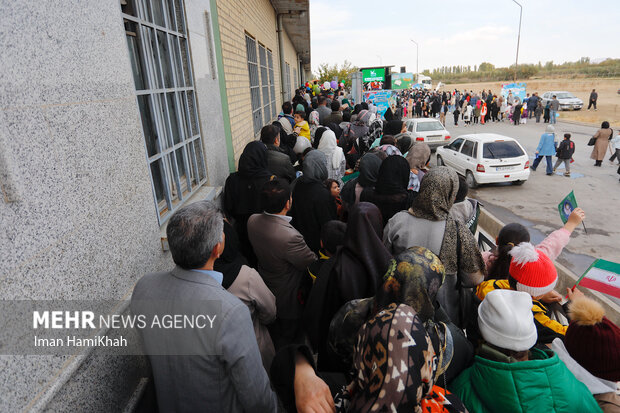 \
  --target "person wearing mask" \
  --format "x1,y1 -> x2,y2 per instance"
248,179 -> 317,349
290,150 -> 337,253
260,125 -> 296,183
591,121 -> 613,166
531,125 -> 557,175
451,289 -> 601,413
